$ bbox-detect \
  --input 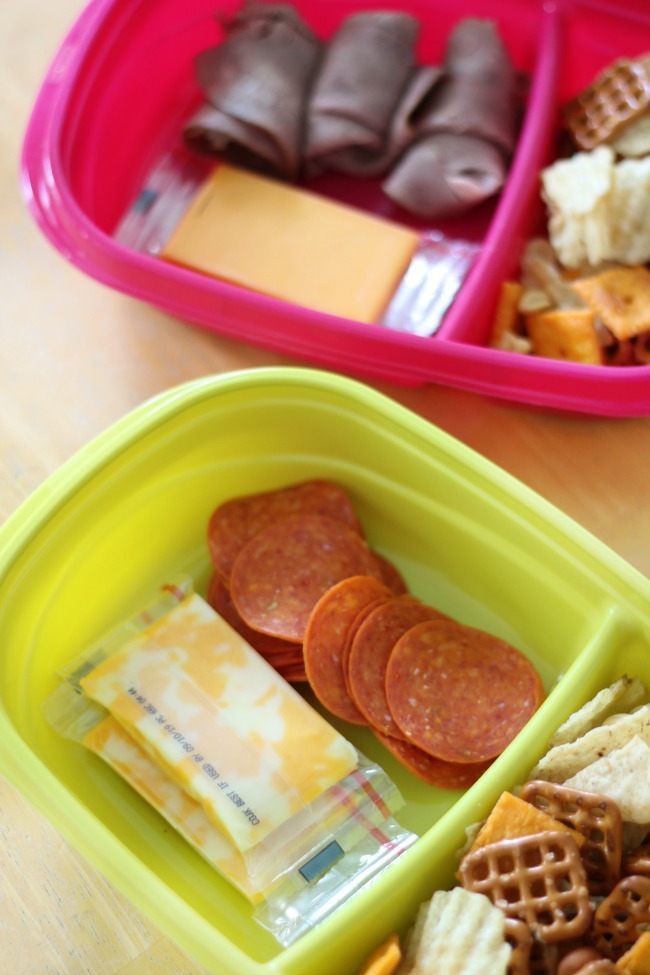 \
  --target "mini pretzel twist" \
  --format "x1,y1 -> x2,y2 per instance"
591,874 -> 650,959
458,831 -> 592,944
519,780 -> 622,897
623,843 -> 650,878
